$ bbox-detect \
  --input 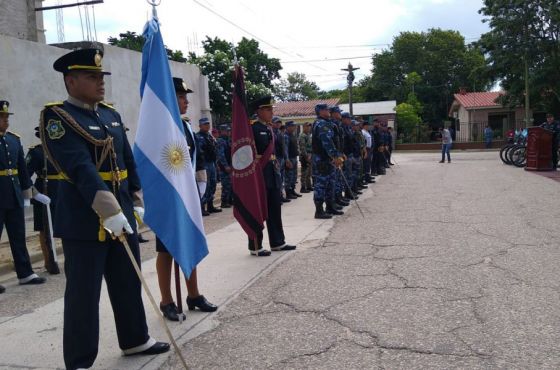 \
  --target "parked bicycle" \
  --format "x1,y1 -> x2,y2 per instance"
500,129 -> 527,166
